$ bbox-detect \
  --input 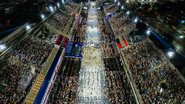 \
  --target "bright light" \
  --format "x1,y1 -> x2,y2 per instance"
26,25 -> 31,31
117,2 -> 120,6
49,6 -> 54,12
179,35 -> 184,39
181,20 -> 185,24
121,6 -> 124,10
134,17 -> 138,23
57,3 -> 60,7
0,43 -> 6,52
160,88 -> 163,93
83,6 -> 88,10
41,14 -> 45,19
126,11 -> 130,15
146,29 -> 151,35
167,51 -> 175,58
62,0 -> 65,4
114,0 -> 117,3
91,44 -> 94,47
126,0 -> 129,3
